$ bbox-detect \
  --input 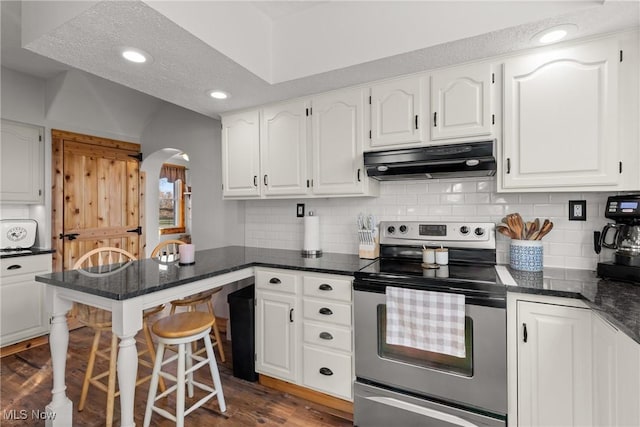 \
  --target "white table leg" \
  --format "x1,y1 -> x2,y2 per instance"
112,300 -> 143,427
45,290 -> 73,427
